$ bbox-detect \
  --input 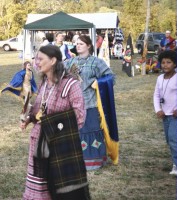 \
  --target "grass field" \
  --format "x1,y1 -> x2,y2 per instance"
0,50 -> 176,200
